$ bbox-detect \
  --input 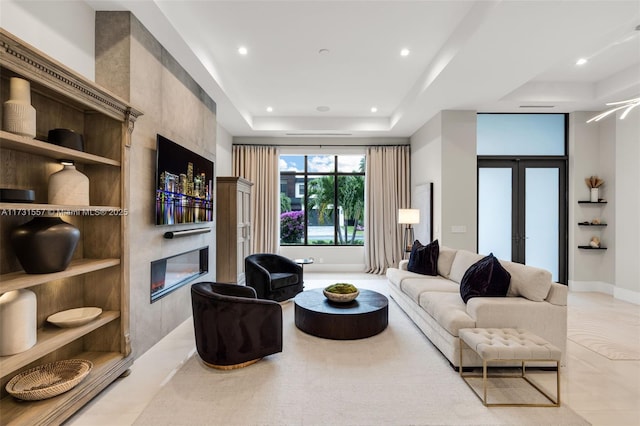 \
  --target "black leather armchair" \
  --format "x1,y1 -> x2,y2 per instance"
245,253 -> 304,302
191,282 -> 282,369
